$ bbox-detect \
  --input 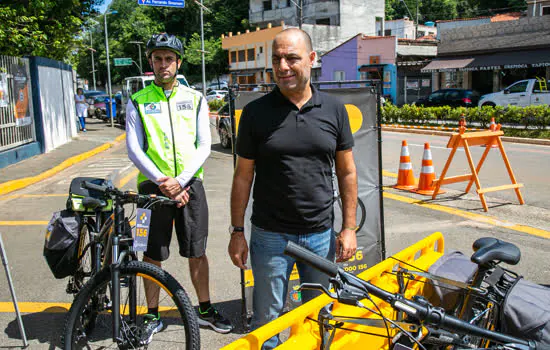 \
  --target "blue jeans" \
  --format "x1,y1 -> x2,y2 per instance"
250,225 -> 335,350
